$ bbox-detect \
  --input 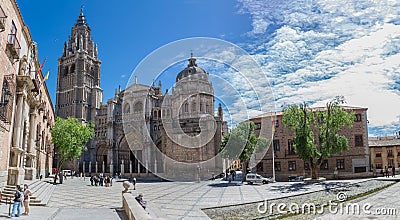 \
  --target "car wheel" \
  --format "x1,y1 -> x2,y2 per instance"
262,180 -> 267,184
248,182 -> 253,185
